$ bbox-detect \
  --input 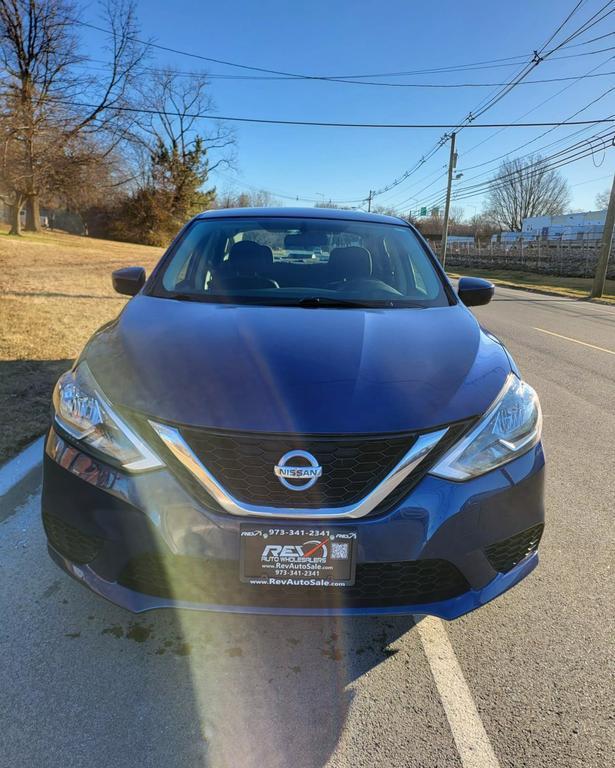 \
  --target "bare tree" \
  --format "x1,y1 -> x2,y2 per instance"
468,211 -> 499,240
595,189 -> 610,210
100,70 -> 235,245
485,155 -> 570,231
138,70 -> 234,179
136,68 -> 234,217
217,189 -> 277,209
0,0 -> 145,234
